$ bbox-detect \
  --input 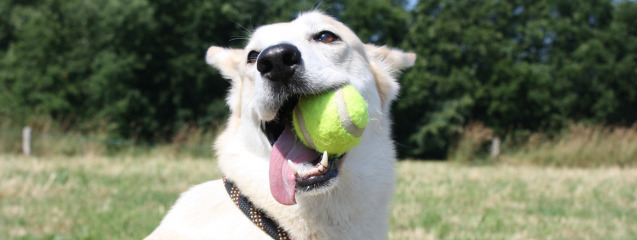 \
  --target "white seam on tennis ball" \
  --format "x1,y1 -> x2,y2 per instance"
335,88 -> 364,137
295,106 -> 316,149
